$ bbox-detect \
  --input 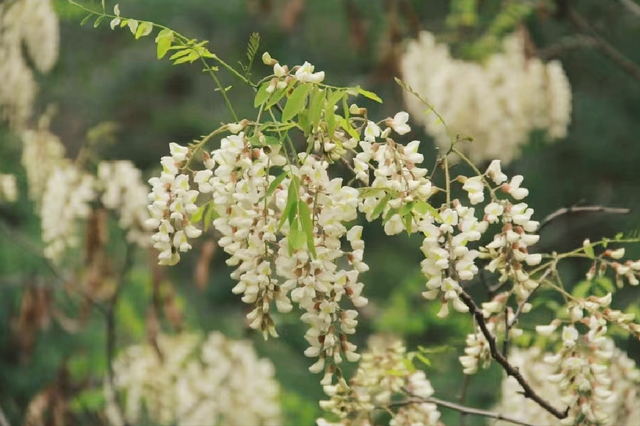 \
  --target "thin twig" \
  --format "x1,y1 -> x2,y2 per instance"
509,269 -> 552,329
568,8 -> 640,84
620,0 -> 640,18
389,396 -> 537,426
104,245 -> 133,426
457,375 -> 471,426
537,35 -> 599,59
458,289 -> 570,419
0,403 -> 10,426
539,205 -> 630,230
